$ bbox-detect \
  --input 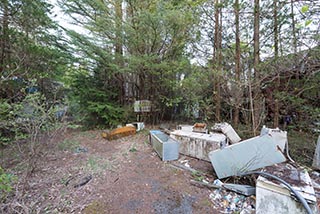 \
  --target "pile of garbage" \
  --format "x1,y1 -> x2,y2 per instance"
149,123 -> 320,214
